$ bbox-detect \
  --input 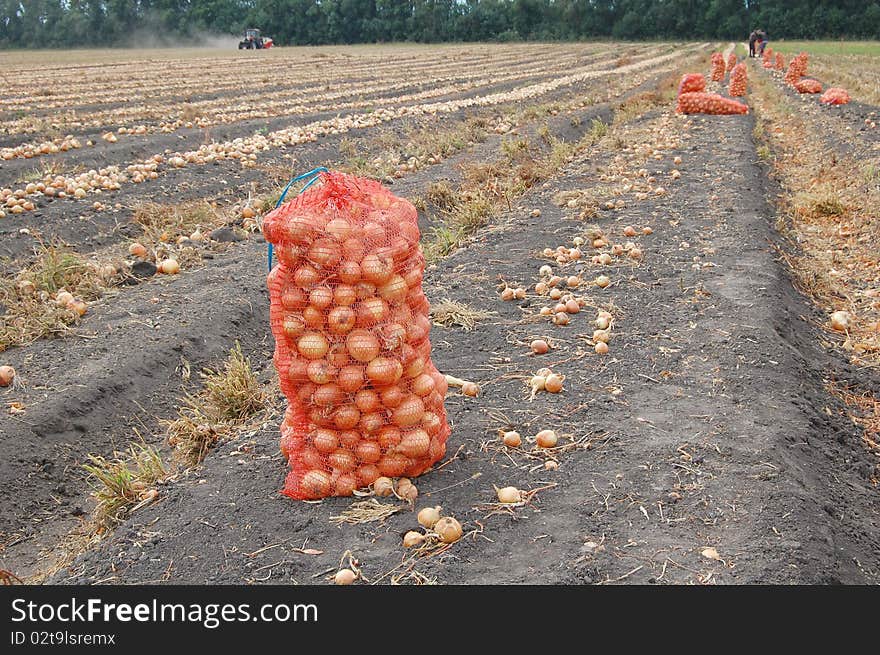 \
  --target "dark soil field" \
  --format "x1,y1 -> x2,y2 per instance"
1,43 -> 878,585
